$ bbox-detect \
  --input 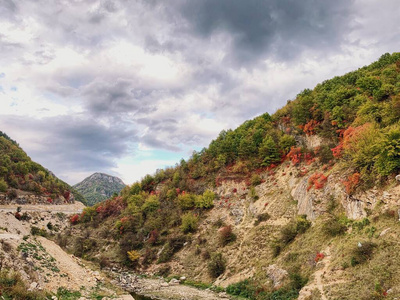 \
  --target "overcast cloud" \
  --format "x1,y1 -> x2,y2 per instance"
0,0 -> 399,184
